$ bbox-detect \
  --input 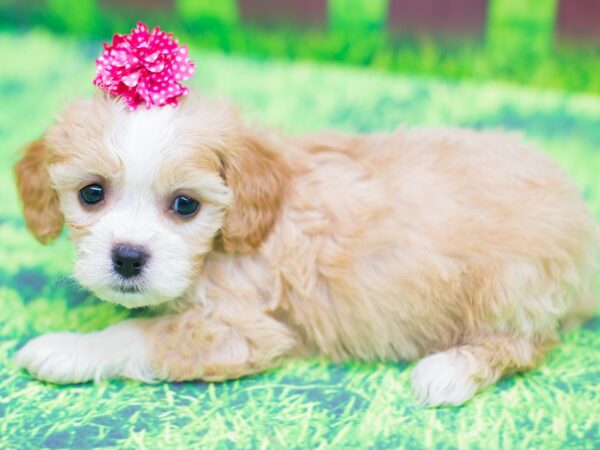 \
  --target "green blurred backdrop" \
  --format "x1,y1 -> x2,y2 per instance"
1,0 -> 599,93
